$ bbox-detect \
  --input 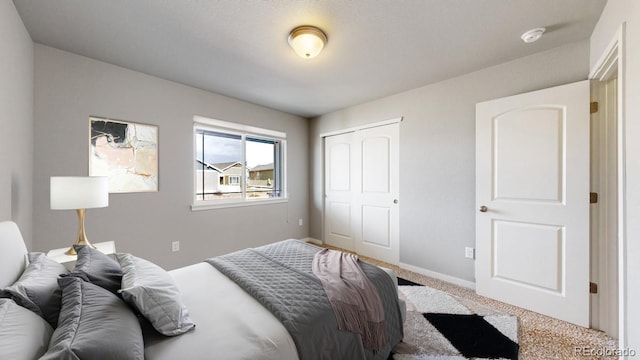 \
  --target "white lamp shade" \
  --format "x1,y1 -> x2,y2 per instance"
50,176 -> 109,210
288,26 -> 327,59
